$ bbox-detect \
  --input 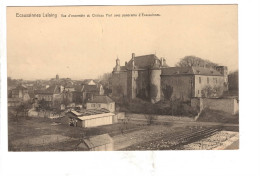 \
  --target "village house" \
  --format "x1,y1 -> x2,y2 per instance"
86,95 -> 115,113
10,84 -> 30,101
112,53 -> 228,103
8,98 -> 22,107
72,84 -> 105,105
35,85 -> 63,107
